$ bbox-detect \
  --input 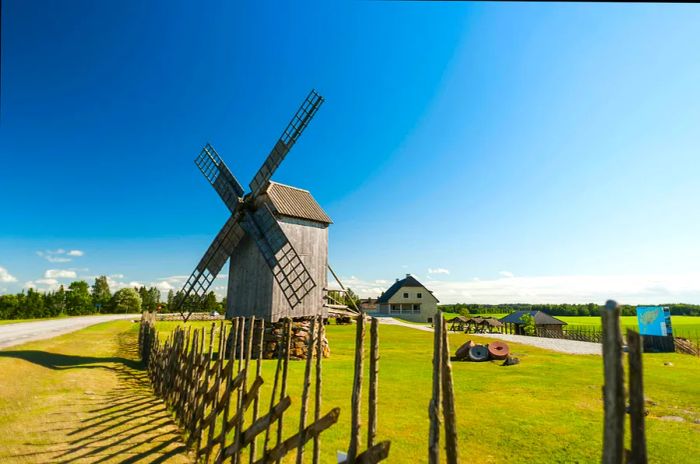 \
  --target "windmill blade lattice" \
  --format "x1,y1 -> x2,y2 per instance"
195,144 -> 245,213
241,205 -> 316,308
176,215 -> 245,319
249,89 -> 325,196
